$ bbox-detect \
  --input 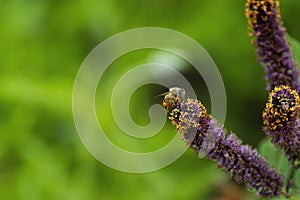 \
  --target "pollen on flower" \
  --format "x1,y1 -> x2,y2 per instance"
263,85 -> 300,165
162,88 -> 284,197
263,85 -> 300,131
245,0 -> 300,92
